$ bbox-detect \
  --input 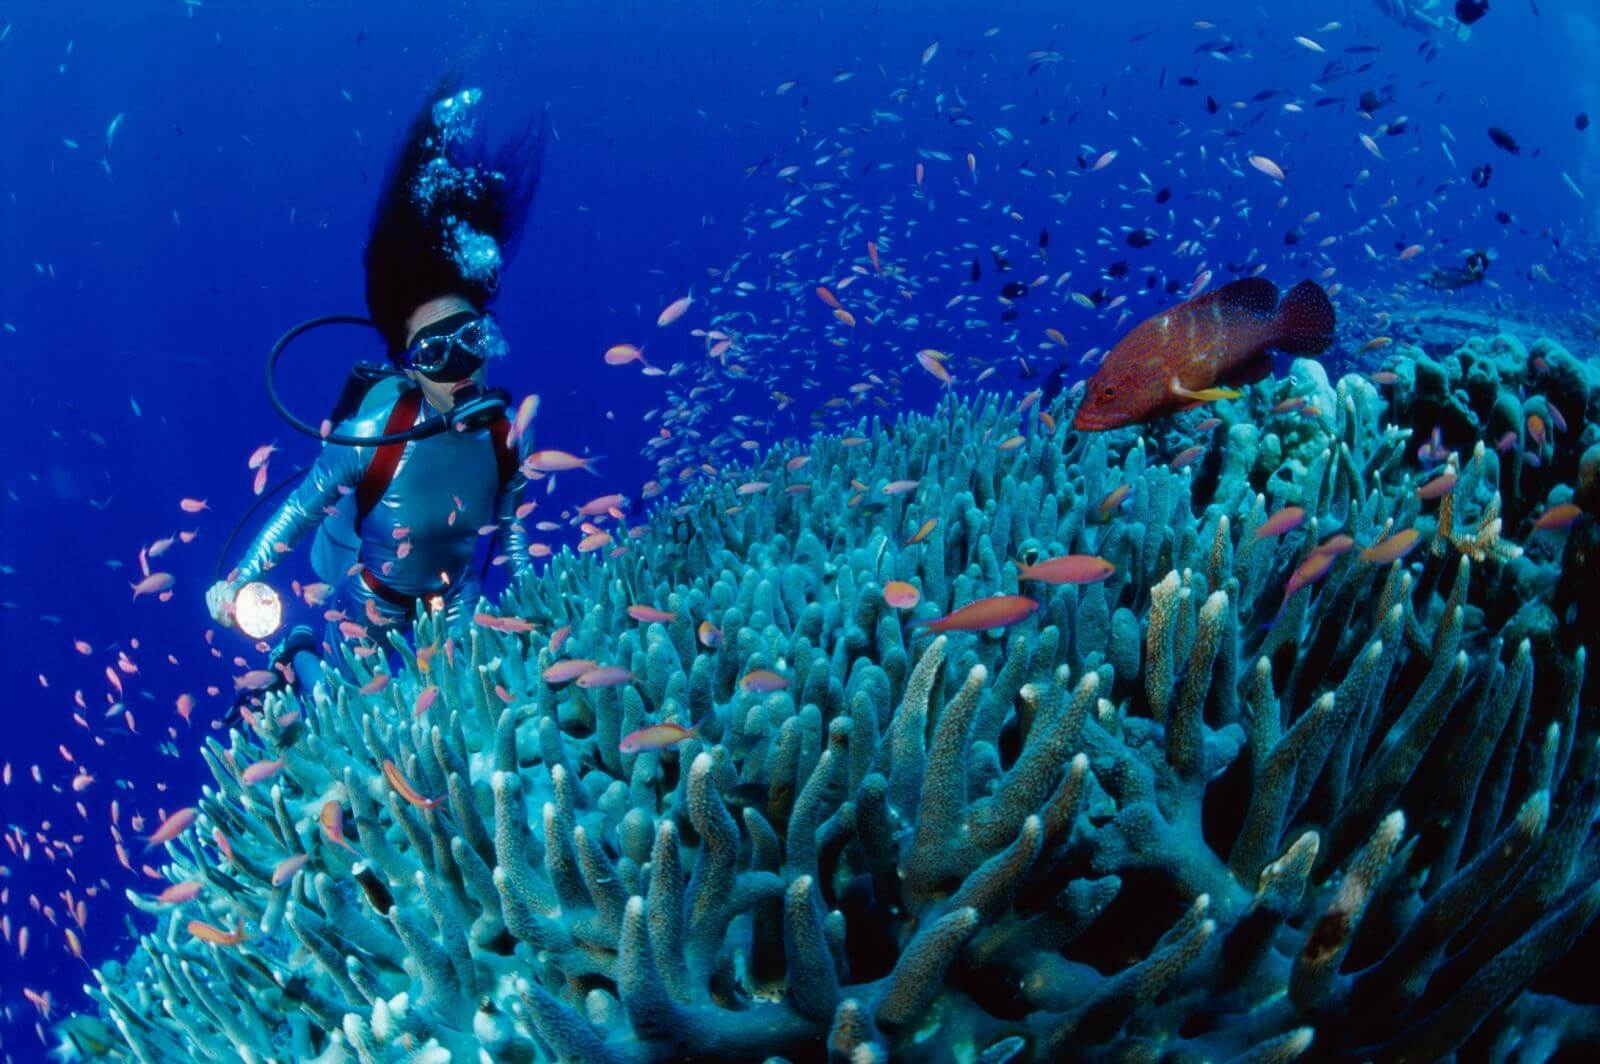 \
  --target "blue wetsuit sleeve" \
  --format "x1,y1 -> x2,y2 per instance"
495,420 -> 535,580
232,441 -> 368,585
